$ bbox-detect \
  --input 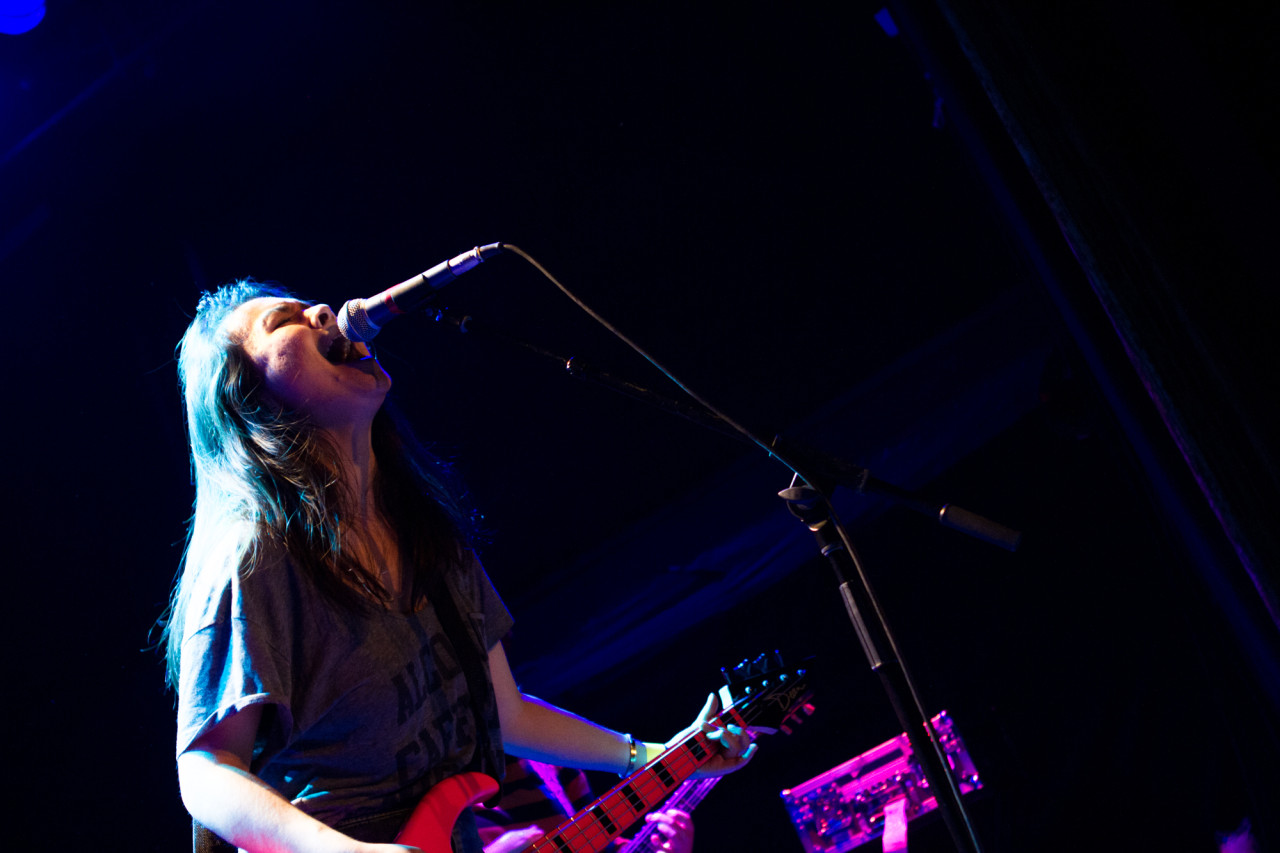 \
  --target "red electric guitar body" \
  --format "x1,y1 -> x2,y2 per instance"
395,771 -> 502,852
396,653 -> 812,852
